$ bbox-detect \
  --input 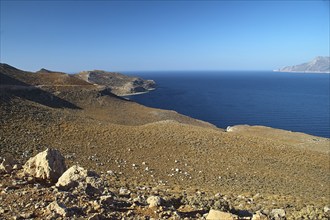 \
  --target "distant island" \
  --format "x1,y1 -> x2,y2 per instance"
274,56 -> 330,73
